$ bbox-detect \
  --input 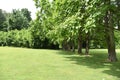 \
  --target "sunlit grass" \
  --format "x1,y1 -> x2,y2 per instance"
0,47 -> 120,80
